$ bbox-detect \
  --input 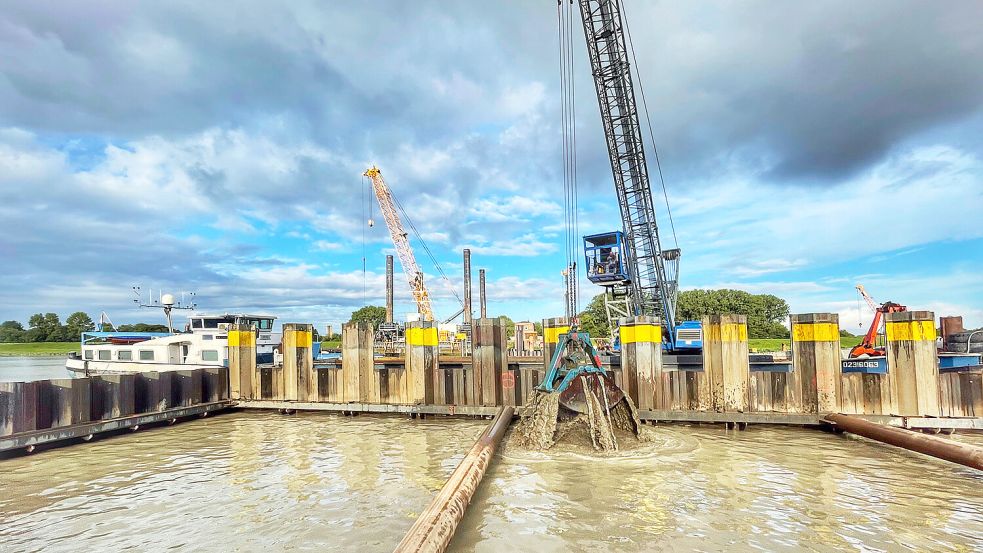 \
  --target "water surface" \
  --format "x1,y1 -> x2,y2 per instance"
454,425 -> 983,552
0,412 -> 486,552
0,356 -> 73,382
